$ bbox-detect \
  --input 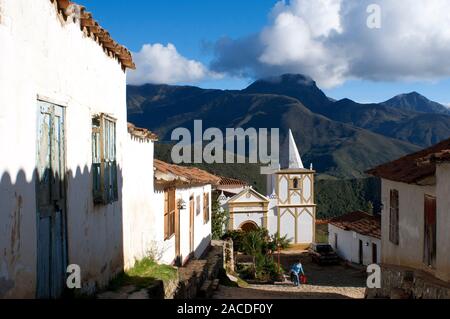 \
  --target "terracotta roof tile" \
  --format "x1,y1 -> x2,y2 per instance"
367,138 -> 450,184
329,211 -> 381,239
154,160 -> 221,186
50,0 -> 135,70
218,176 -> 248,187
127,123 -> 158,141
